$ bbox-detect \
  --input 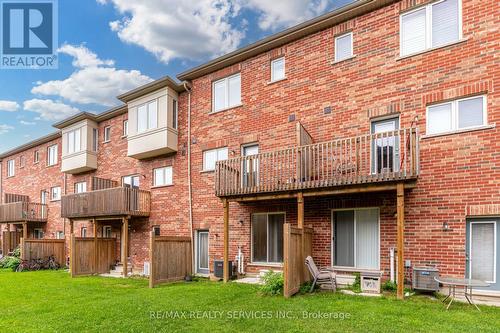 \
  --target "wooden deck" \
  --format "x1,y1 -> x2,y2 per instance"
61,187 -> 151,219
215,128 -> 419,199
0,202 -> 47,223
